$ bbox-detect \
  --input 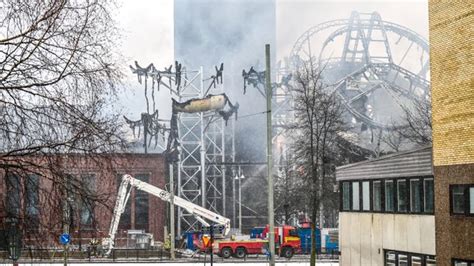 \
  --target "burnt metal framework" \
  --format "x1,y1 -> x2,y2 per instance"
241,62 -> 294,167
290,11 -> 430,149
128,63 -> 232,235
